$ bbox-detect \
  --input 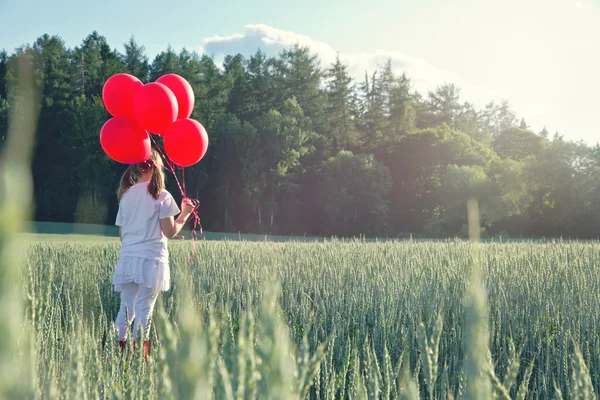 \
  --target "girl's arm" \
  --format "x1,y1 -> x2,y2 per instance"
160,200 -> 195,239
